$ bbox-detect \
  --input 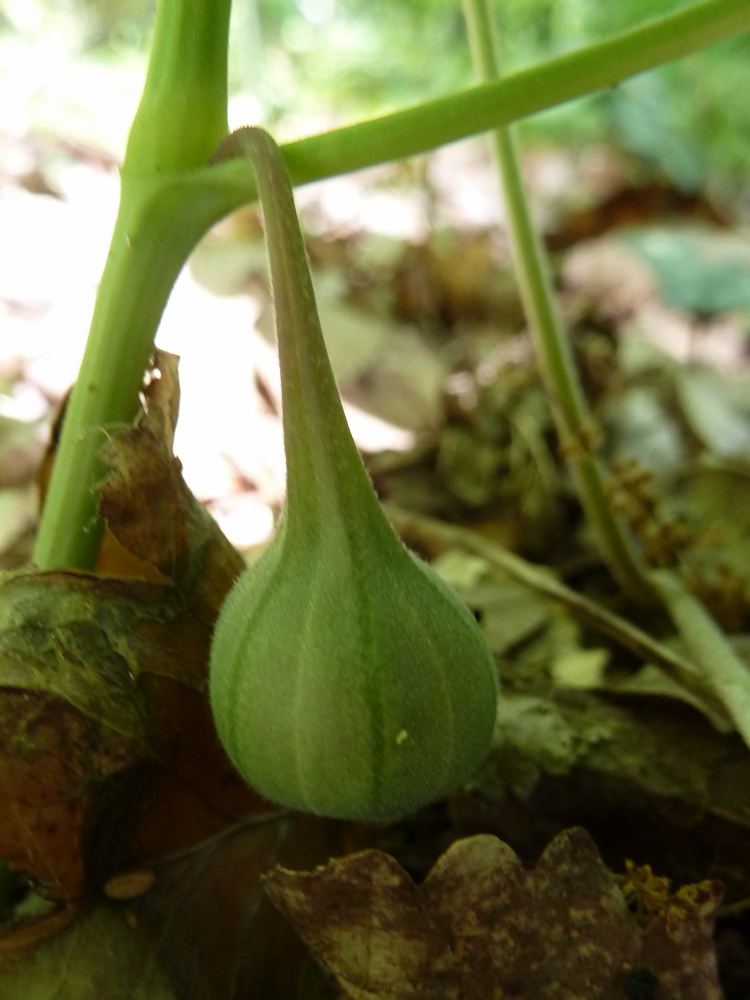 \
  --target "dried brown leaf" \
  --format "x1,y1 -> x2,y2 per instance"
133,812 -> 343,1000
266,828 -> 723,1000
1,352 -> 256,898
98,351 -> 188,582
0,569 -> 151,897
